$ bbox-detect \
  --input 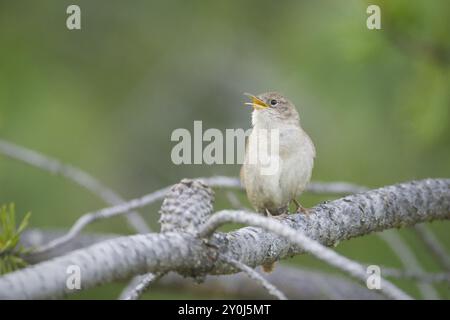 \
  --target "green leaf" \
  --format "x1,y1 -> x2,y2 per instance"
17,212 -> 31,235
0,203 -> 32,275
